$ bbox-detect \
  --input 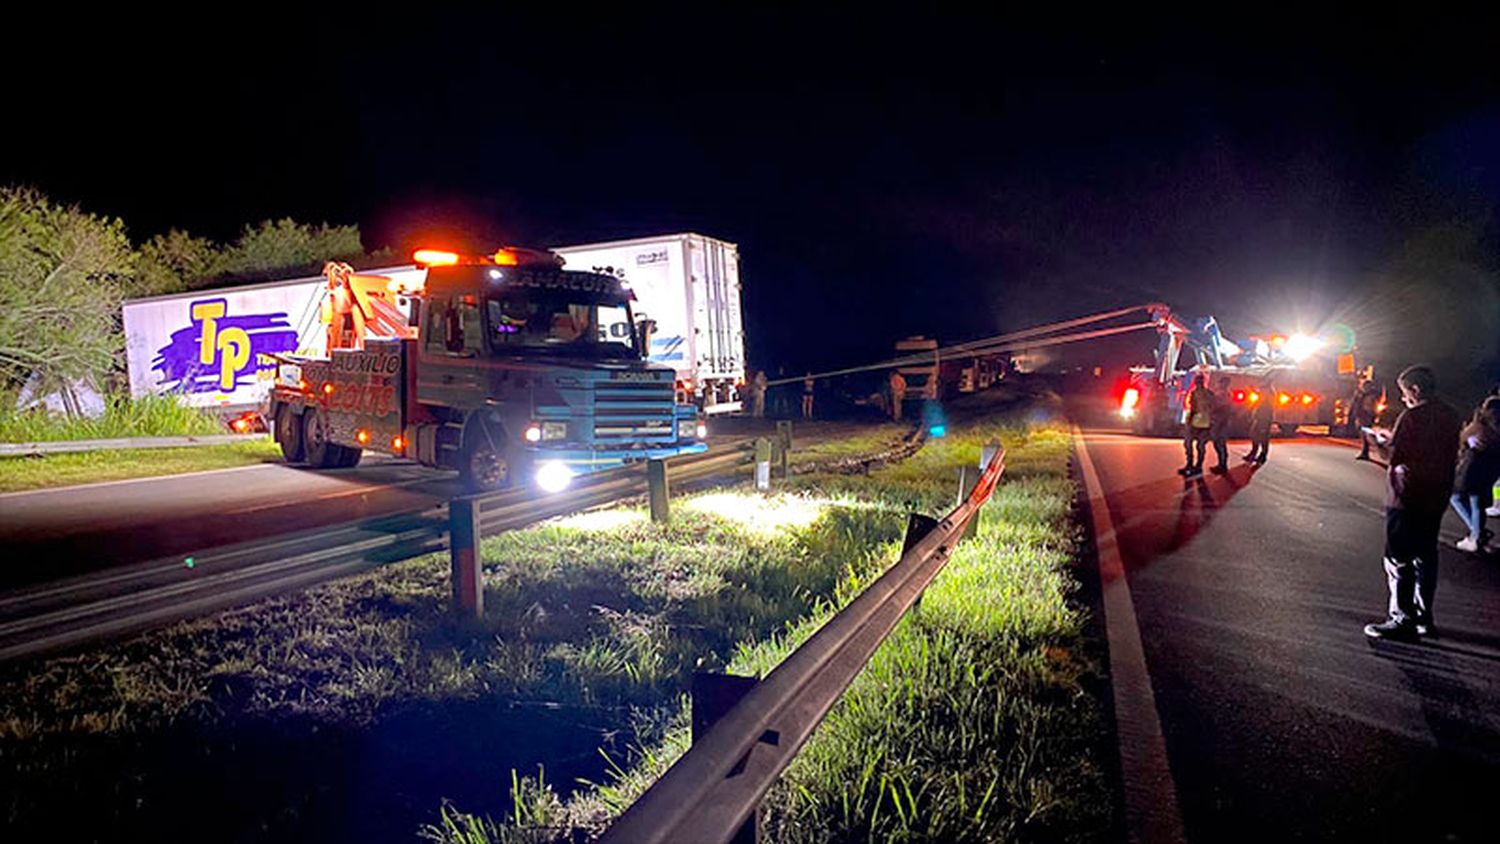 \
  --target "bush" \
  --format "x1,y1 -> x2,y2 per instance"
0,393 -> 226,442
